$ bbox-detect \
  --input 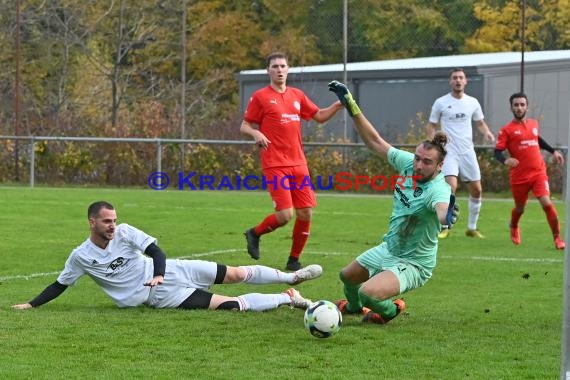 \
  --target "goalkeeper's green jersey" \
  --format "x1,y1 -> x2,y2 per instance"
382,147 -> 451,274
